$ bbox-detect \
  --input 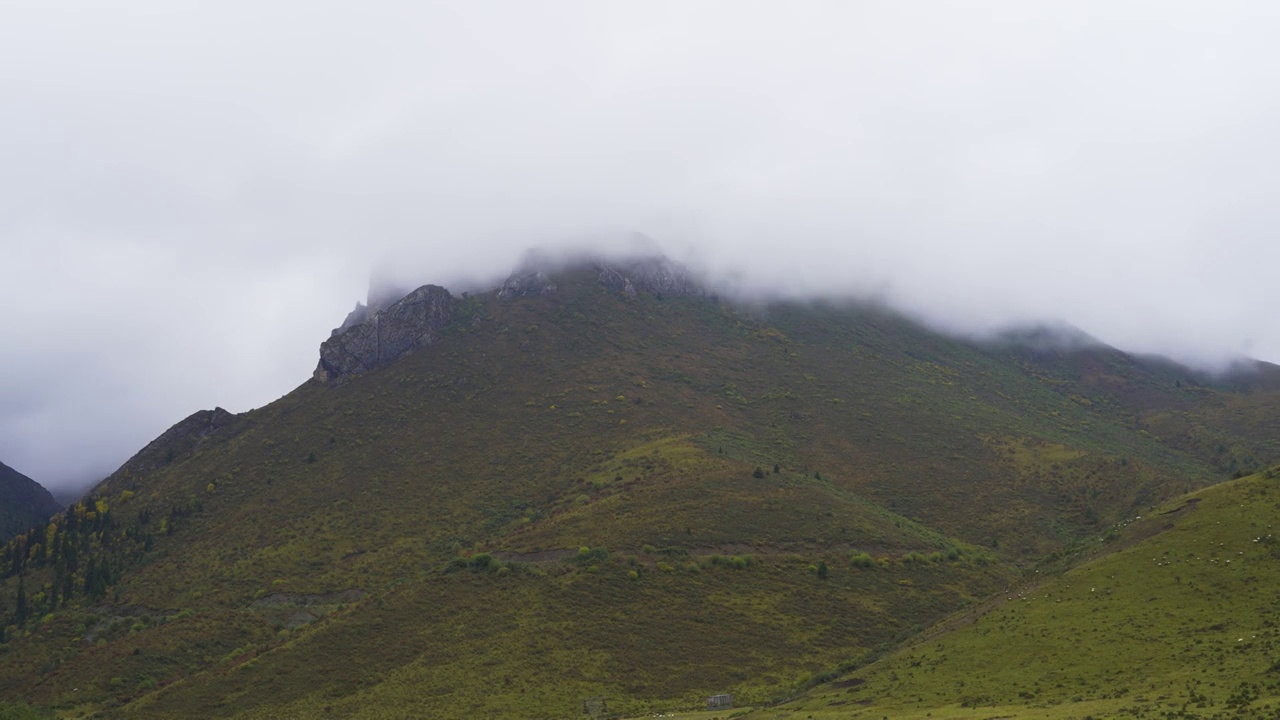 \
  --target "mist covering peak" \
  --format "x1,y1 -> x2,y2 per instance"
315,246 -> 707,383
